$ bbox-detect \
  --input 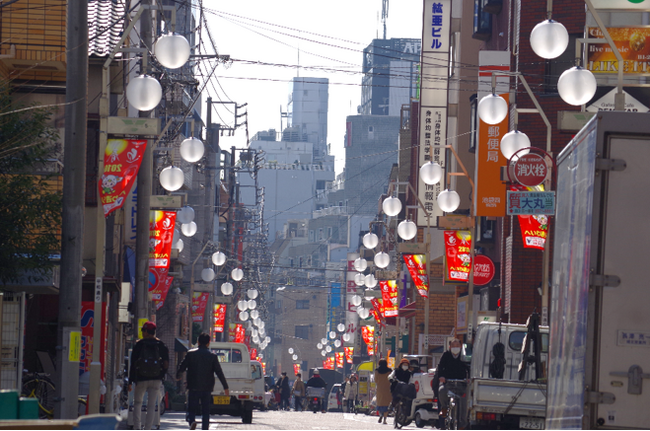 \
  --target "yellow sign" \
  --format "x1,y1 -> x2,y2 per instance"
69,331 -> 81,362
587,27 -> 650,75
138,318 -> 148,339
